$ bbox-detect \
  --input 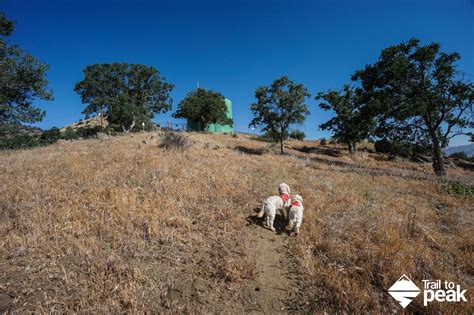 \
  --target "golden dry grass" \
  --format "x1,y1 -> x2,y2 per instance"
1,132 -> 473,313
